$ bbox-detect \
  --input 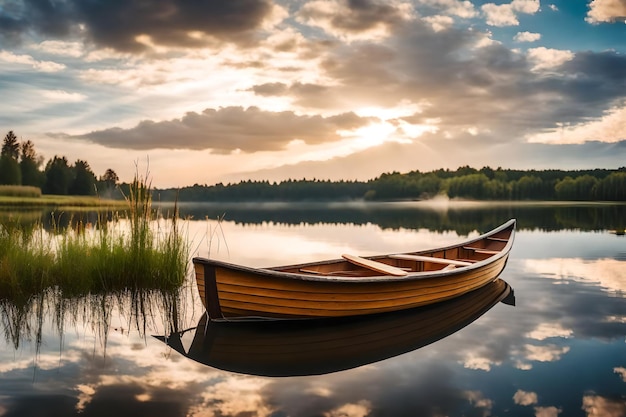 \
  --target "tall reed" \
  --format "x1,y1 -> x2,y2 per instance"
0,174 -> 189,302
